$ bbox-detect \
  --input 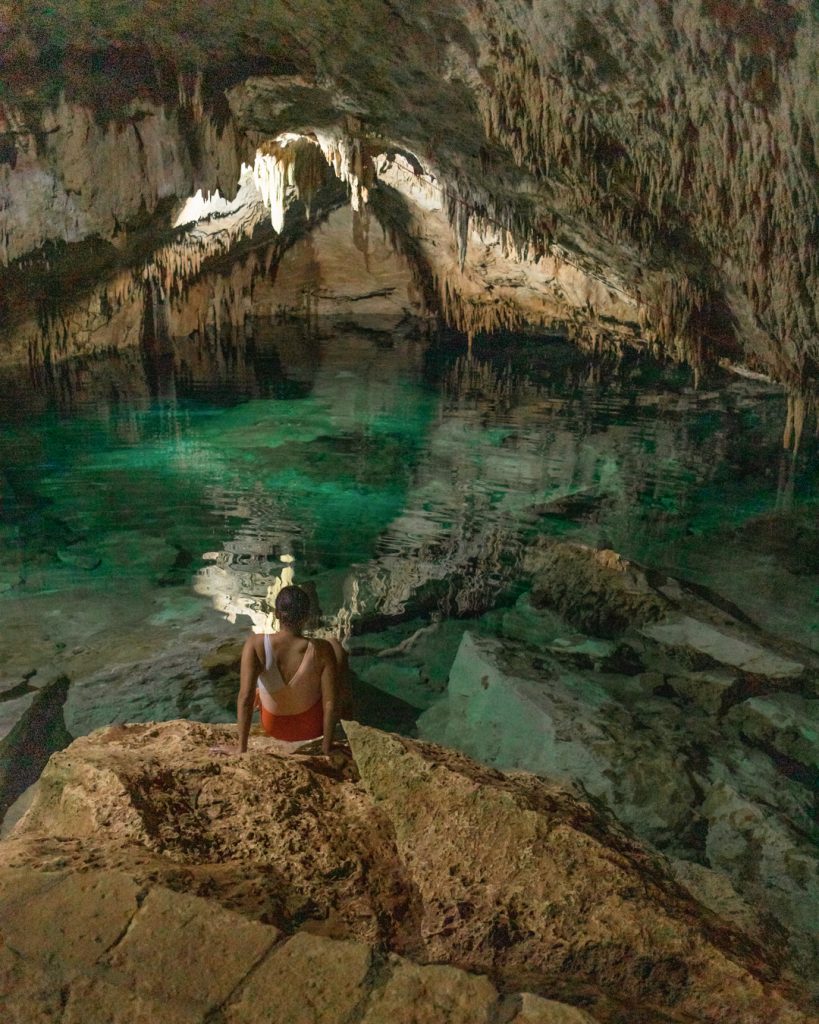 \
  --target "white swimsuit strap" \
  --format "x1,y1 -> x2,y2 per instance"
258,634 -> 284,698
263,633 -> 273,670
